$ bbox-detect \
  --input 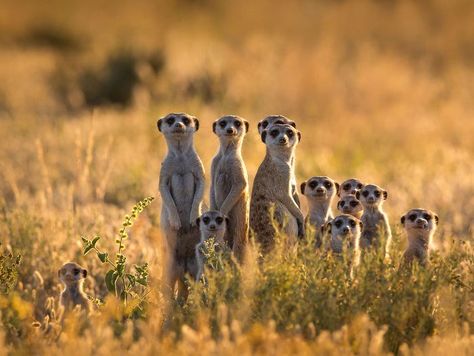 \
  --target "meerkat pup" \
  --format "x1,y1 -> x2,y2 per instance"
195,210 -> 229,280
359,184 -> 391,250
250,124 -> 305,253
257,115 -> 300,208
210,115 -> 249,259
338,178 -> 364,198
58,262 -> 91,314
337,193 -> 363,220
325,214 -> 362,266
157,113 -> 205,300
401,208 -> 439,266
300,176 -> 339,247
